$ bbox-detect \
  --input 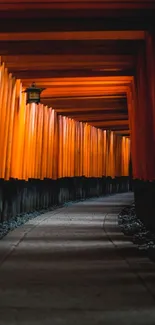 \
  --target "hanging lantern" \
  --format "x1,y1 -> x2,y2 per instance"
24,82 -> 45,104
